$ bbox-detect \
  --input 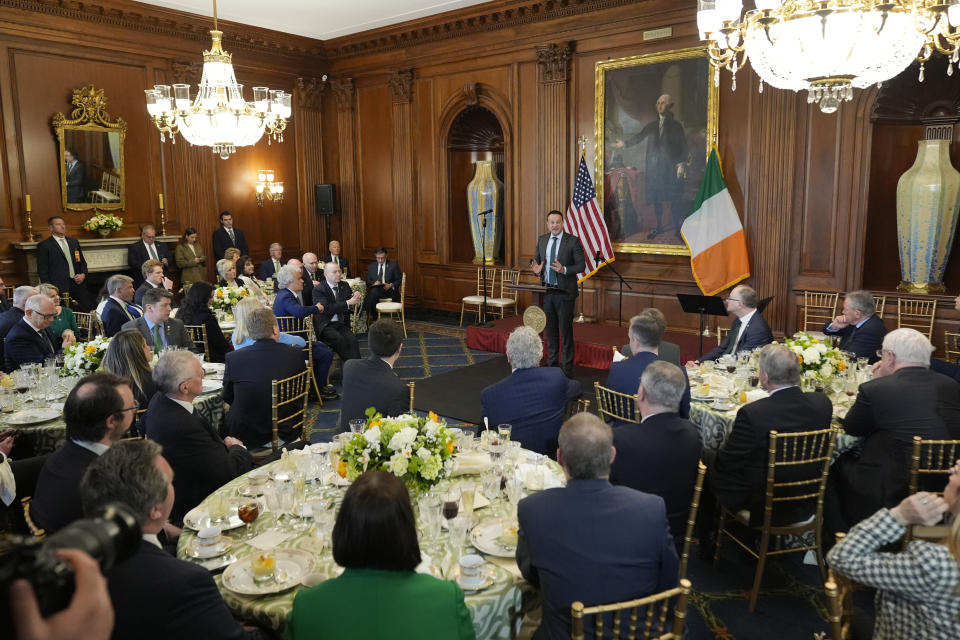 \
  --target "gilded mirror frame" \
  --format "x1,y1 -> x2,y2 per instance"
595,46 -> 718,256
52,85 -> 127,212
